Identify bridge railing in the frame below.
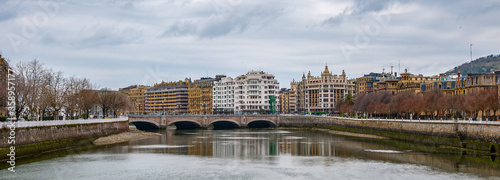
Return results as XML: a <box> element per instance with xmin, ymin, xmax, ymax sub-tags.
<box><xmin>128</xmin><ymin>114</ymin><xmax>279</xmax><ymax>118</ymax></box>
<box><xmin>0</xmin><ymin>117</ymin><xmax>128</xmax><ymax>129</ymax></box>
<box><xmin>286</xmin><ymin>115</ymin><xmax>500</xmax><ymax>125</ymax></box>
<box><xmin>338</xmin><ymin>117</ymin><xmax>500</xmax><ymax>125</ymax></box>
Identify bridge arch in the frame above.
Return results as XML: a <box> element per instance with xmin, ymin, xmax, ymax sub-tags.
<box><xmin>209</xmin><ymin>119</ymin><xmax>240</xmax><ymax>130</ymax></box>
<box><xmin>130</xmin><ymin>120</ymin><xmax>160</xmax><ymax>130</ymax></box>
<box><xmin>246</xmin><ymin>119</ymin><xmax>276</xmax><ymax>128</ymax></box>
<box><xmin>167</xmin><ymin>119</ymin><xmax>203</xmax><ymax>130</ymax></box>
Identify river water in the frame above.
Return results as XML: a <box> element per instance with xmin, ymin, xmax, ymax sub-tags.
<box><xmin>1</xmin><ymin>128</ymin><xmax>499</xmax><ymax>180</ymax></box>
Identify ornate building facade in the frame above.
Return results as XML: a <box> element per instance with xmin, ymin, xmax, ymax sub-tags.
<box><xmin>294</xmin><ymin>65</ymin><xmax>352</xmax><ymax>114</ymax></box>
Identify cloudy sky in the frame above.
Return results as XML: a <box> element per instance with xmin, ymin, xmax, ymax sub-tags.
<box><xmin>1</xmin><ymin>0</ymin><xmax>499</xmax><ymax>89</ymax></box>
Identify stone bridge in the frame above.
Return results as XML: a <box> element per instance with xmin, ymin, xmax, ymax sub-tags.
<box><xmin>128</xmin><ymin>115</ymin><xmax>279</xmax><ymax>130</ymax></box>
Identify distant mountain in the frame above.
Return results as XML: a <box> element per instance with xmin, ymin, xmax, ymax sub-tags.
<box><xmin>446</xmin><ymin>54</ymin><xmax>500</xmax><ymax>75</ymax></box>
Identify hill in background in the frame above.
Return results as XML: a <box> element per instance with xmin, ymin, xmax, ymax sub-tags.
<box><xmin>446</xmin><ymin>54</ymin><xmax>500</xmax><ymax>75</ymax></box>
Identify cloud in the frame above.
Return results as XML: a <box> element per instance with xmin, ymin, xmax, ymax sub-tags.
<box><xmin>1</xmin><ymin>0</ymin><xmax>499</xmax><ymax>90</ymax></box>
<box><xmin>76</xmin><ymin>26</ymin><xmax>144</xmax><ymax>48</ymax></box>
<box><xmin>322</xmin><ymin>0</ymin><xmax>398</xmax><ymax>26</ymax></box>
<box><xmin>161</xmin><ymin>1</ymin><xmax>284</xmax><ymax>38</ymax></box>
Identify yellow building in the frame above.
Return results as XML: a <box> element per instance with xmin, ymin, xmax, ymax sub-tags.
<box><xmin>129</xmin><ymin>86</ymin><xmax>150</xmax><ymax>114</ymax></box>
<box><xmin>145</xmin><ymin>80</ymin><xmax>190</xmax><ymax>115</ymax></box>
<box><xmin>355</xmin><ymin>77</ymin><xmax>371</xmax><ymax>94</ymax></box>
<box><xmin>289</xmin><ymin>81</ymin><xmax>298</xmax><ymax>113</ymax></box>
<box><xmin>454</xmin><ymin>73</ymin><xmax>498</xmax><ymax>95</ymax></box>
<box><xmin>188</xmin><ymin>77</ymin><xmax>222</xmax><ymax>114</ymax></box>
<box><xmin>356</xmin><ymin>72</ymin><xmax>395</xmax><ymax>94</ymax></box>
<box><xmin>279</xmin><ymin>89</ymin><xmax>290</xmax><ymax>114</ymax></box>
<box><xmin>398</xmin><ymin>70</ymin><xmax>439</xmax><ymax>94</ymax></box>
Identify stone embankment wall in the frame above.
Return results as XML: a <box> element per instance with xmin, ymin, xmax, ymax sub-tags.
<box><xmin>279</xmin><ymin>116</ymin><xmax>500</xmax><ymax>144</ymax></box>
<box><xmin>0</xmin><ymin>121</ymin><xmax>129</xmax><ymax>148</ymax></box>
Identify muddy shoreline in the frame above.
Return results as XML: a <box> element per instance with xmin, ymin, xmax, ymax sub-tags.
<box><xmin>93</xmin><ymin>129</ymin><xmax>161</xmax><ymax>145</ymax></box>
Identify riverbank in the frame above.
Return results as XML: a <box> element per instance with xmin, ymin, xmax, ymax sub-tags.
<box><xmin>281</xmin><ymin>124</ymin><xmax>499</xmax><ymax>156</ymax></box>
<box><xmin>93</xmin><ymin>129</ymin><xmax>161</xmax><ymax>145</ymax></box>
<box><xmin>0</xmin><ymin>129</ymin><xmax>160</xmax><ymax>170</ymax></box>
<box><xmin>279</xmin><ymin>127</ymin><xmax>388</xmax><ymax>140</ymax></box>
<box><xmin>0</xmin><ymin>136</ymin><xmax>100</xmax><ymax>170</ymax></box>
<box><xmin>279</xmin><ymin>116</ymin><xmax>500</xmax><ymax>155</ymax></box>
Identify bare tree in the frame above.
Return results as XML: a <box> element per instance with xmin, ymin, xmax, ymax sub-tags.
<box><xmin>15</xmin><ymin>60</ymin><xmax>48</xmax><ymax>120</ymax></box>
<box><xmin>98</xmin><ymin>88</ymin><xmax>116</xmax><ymax>118</ymax></box>
<box><xmin>97</xmin><ymin>89</ymin><xmax>131</xmax><ymax>118</ymax></box>
<box><xmin>464</xmin><ymin>93</ymin><xmax>478</xmax><ymax>119</ymax></box>
<box><xmin>40</xmin><ymin>70</ymin><xmax>66</xmax><ymax>120</ymax></box>
<box><xmin>64</xmin><ymin>76</ymin><xmax>93</xmax><ymax>119</ymax></box>
<box><xmin>80</xmin><ymin>89</ymin><xmax>98</xmax><ymax>118</ymax></box>
<box><xmin>0</xmin><ymin>55</ymin><xmax>9</xmax><ymax>116</ymax></box>
<box><xmin>484</xmin><ymin>88</ymin><xmax>500</xmax><ymax>120</ymax></box>
<box><xmin>110</xmin><ymin>92</ymin><xmax>131</xmax><ymax>117</ymax></box>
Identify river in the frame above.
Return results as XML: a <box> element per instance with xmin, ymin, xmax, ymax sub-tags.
<box><xmin>1</xmin><ymin>128</ymin><xmax>499</xmax><ymax>180</ymax></box>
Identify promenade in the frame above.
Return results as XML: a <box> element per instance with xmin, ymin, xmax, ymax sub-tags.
<box><xmin>0</xmin><ymin>117</ymin><xmax>128</xmax><ymax>129</ymax></box>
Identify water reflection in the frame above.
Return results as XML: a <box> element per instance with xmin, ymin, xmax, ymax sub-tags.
<box><xmin>2</xmin><ymin>129</ymin><xmax>499</xmax><ymax>180</ymax></box>
<box><xmin>124</xmin><ymin>129</ymin><xmax>500</xmax><ymax>177</ymax></box>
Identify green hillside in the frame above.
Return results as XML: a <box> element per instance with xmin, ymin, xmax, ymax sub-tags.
<box><xmin>446</xmin><ymin>54</ymin><xmax>500</xmax><ymax>74</ymax></box>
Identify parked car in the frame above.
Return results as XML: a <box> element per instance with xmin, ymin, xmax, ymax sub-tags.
<box><xmin>6</xmin><ymin>118</ymin><xmax>25</xmax><ymax>121</ymax></box>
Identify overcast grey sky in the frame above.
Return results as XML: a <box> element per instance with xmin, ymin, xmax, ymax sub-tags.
<box><xmin>1</xmin><ymin>0</ymin><xmax>499</xmax><ymax>89</ymax></box>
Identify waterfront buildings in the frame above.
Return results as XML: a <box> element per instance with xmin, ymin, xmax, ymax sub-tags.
<box><xmin>188</xmin><ymin>76</ymin><xmax>222</xmax><ymax>114</ymax></box>
<box><xmin>355</xmin><ymin>72</ymin><xmax>396</xmax><ymax>94</ymax></box>
<box><xmin>213</xmin><ymin>71</ymin><xmax>280</xmax><ymax>114</ymax></box>
<box><xmin>398</xmin><ymin>70</ymin><xmax>439</xmax><ymax>94</ymax></box>
<box><xmin>212</xmin><ymin>76</ymin><xmax>235</xmax><ymax>114</ymax></box>
<box><xmin>279</xmin><ymin>88</ymin><xmax>290</xmax><ymax>114</ymax></box>
<box><xmin>454</xmin><ymin>72</ymin><xmax>499</xmax><ymax>95</ymax></box>
<box><xmin>420</xmin><ymin>71</ymin><xmax>500</xmax><ymax>95</ymax></box>
<box><xmin>145</xmin><ymin>80</ymin><xmax>190</xmax><ymax>115</ymax></box>
<box><xmin>293</xmin><ymin>65</ymin><xmax>352</xmax><ymax>114</ymax></box>
<box><xmin>289</xmin><ymin>82</ymin><xmax>297</xmax><ymax>113</ymax></box>
<box><xmin>233</xmin><ymin>71</ymin><xmax>280</xmax><ymax>114</ymax></box>
<box><xmin>356</xmin><ymin>69</ymin><xmax>439</xmax><ymax>96</ymax></box>
<box><xmin>421</xmin><ymin>80</ymin><xmax>457</xmax><ymax>95</ymax></box>
<box><xmin>126</xmin><ymin>85</ymin><xmax>150</xmax><ymax>115</ymax></box>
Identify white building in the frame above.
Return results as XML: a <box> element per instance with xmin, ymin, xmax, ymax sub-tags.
<box><xmin>234</xmin><ymin>71</ymin><xmax>279</xmax><ymax>114</ymax></box>
<box><xmin>213</xmin><ymin>77</ymin><xmax>235</xmax><ymax>114</ymax></box>
<box><xmin>213</xmin><ymin>71</ymin><xmax>280</xmax><ymax>114</ymax></box>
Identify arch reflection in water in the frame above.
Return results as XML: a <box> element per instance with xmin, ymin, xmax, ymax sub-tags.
<box><xmin>184</xmin><ymin>130</ymin><xmax>337</xmax><ymax>157</ymax></box>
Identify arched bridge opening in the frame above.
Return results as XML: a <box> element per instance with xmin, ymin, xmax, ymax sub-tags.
<box><xmin>130</xmin><ymin>121</ymin><xmax>160</xmax><ymax>131</ymax></box>
<box><xmin>247</xmin><ymin>120</ymin><xmax>276</xmax><ymax>129</ymax></box>
<box><xmin>169</xmin><ymin>120</ymin><xmax>202</xmax><ymax>130</ymax></box>
<box><xmin>210</xmin><ymin>120</ymin><xmax>240</xmax><ymax>130</ymax></box>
